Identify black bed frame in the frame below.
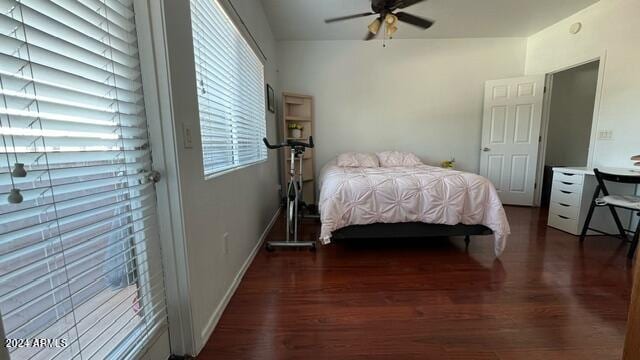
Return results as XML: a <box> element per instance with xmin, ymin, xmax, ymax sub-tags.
<box><xmin>330</xmin><ymin>223</ymin><xmax>493</xmax><ymax>248</ymax></box>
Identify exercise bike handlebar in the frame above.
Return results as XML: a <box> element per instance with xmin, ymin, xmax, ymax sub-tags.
<box><xmin>263</xmin><ymin>136</ymin><xmax>314</xmax><ymax>150</ymax></box>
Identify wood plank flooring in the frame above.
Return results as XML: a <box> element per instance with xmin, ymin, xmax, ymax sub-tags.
<box><xmin>197</xmin><ymin>206</ymin><xmax>633</xmax><ymax>359</ymax></box>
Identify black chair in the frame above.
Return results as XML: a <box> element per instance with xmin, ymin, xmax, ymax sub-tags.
<box><xmin>579</xmin><ymin>169</ymin><xmax>640</xmax><ymax>259</ymax></box>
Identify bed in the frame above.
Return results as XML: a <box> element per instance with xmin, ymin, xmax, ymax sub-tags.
<box><xmin>318</xmin><ymin>157</ymin><xmax>511</xmax><ymax>256</ymax></box>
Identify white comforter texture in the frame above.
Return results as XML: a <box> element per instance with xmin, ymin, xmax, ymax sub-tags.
<box><xmin>318</xmin><ymin>163</ymin><xmax>511</xmax><ymax>256</ymax></box>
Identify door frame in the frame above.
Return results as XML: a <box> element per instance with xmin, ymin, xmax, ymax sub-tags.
<box><xmin>134</xmin><ymin>0</ymin><xmax>196</xmax><ymax>357</ymax></box>
<box><xmin>533</xmin><ymin>52</ymin><xmax>607</xmax><ymax>206</ymax></box>
<box><xmin>0</xmin><ymin>320</ymin><xmax>8</xmax><ymax>360</ymax></box>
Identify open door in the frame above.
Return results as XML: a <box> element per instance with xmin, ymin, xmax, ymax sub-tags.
<box><xmin>480</xmin><ymin>75</ymin><xmax>545</xmax><ymax>206</ymax></box>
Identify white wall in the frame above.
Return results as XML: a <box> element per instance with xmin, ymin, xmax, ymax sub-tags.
<box><xmin>545</xmin><ymin>61</ymin><xmax>599</xmax><ymax>167</ymax></box>
<box><xmin>277</xmin><ymin>38</ymin><xmax>527</xmax><ymax>173</ymax></box>
<box><xmin>526</xmin><ymin>0</ymin><xmax>640</xmax><ymax>168</ymax></box>
<box><xmin>162</xmin><ymin>0</ymin><xmax>280</xmax><ymax>354</ymax></box>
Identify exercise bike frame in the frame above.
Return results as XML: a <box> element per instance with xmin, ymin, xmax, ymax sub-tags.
<box><xmin>263</xmin><ymin>137</ymin><xmax>316</xmax><ymax>251</ymax></box>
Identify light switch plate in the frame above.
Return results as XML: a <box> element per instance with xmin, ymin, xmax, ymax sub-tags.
<box><xmin>598</xmin><ymin>130</ymin><xmax>613</xmax><ymax>140</ymax></box>
<box><xmin>183</xmin><ymin>124</ymin><xmax>193</xmax><ymax>149</ymax></box>
<box><xmin>223</xmin><ymin>232</ymin><xmax>229</xmax><ymax>254</ymax></box>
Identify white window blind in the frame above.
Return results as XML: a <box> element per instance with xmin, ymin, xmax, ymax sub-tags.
<box><xmin>190</xmin><ymin>0</ymin><xmax>266</xmax><ymax>178</ymax></box>
<box><xmin>0</xmin><ymin>1</ymin><xmax>168</xmax><ymax>359</ymax></box>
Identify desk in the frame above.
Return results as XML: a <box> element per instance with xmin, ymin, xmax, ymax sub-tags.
<box><xmin>547</xmin><ymin>167</ymin><xmax>640</xmax><ymax>235</ymax></box>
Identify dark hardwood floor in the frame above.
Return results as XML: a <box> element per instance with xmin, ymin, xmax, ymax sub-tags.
<box><xmin>198</xmin><ymin>206</ymin><xmax>633</xmax><ymax>359</ymax></box>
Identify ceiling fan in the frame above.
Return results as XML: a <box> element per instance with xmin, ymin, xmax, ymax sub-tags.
<box><xmin>324</xmin><ymin>0</ymin><xmax>435</xmax><ymax>40</ymax></box>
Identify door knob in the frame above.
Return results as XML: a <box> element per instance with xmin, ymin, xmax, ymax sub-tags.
<box><xmin>482</xmin><ymin>147</ymin><xmax>491</xmax><ymax>152</ymax></box>
<box><xmin>147</xmin><ymin>170</ymin><xmax>161</xmax><ymax>183</ymax></box>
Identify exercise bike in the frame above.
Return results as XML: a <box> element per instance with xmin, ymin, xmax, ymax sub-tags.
<box><xmin>263</xmin><ymin>136</ymin><xmax>316</xmax><ymax>251</ymax></box>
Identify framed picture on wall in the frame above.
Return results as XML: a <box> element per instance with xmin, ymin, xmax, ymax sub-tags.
<box><xmin>266</xmin><ymin>84</ymin><xmax>275</xmax><ymax>113</ymax></box>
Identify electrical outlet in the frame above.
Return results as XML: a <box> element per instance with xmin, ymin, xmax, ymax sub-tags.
<box><xmin>598</xmin><ymin>130</ymin><xmax>613</xmax><ymax>140</ymax></box>
<box><xmin>183</xmin><ymin>124</ymin><xmax>193</xmax><ymax>149</ymax></box>
<box><xmin>223</xmin><ymin>232</ymin><xmax>229</xmax><ymax>255</ymax></box>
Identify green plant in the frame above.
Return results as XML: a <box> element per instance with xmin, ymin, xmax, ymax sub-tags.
<box><xmin>441</xmin><ymin>157</ymin><xmax>456</xmax><ymax>169</ymax></box>
<box><xmin>288</xmin><ymin>123</ymin><xmax>303</xmax><ymax>130</ymax></box>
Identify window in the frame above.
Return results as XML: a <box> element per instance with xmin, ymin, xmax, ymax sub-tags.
<box><xmin>190</xmin><ymin>0</ymin><xmax>267</xmax><ymax>178</ymax></box>
<box><xmin>0</xmin><ymin>1</ymin><xmax>167</xmax><ymax>359</ymax></box>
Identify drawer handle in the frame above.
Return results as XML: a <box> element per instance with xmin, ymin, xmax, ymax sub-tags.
<box><xmin>561</xmin><ymin>181</ymin><xmax>574</xmax><ymax>185</ymax></box>
<box><xmin>558</xmin><ymin>215</ymin><xmax>570</xmax><ymax>219</ymax></box>
<box><xmin>560</xmin><ymin>190</ymin><xmax>572</xmax><ymax>194</ymax></box>
<box><xmin>559</xmin><ymin>203</ymin><xmax>571</xmax><ymax>207</ymax></box>
<box><xmin>562</xmin><ymin>173</ymin><xmax>575</xmax><ymax>176</ymax></box>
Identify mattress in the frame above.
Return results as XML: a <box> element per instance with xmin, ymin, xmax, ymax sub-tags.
<box><xmin>318</xmin><ymin>162</ymin><xmax>511</xmax><ymax>256</ymax></box>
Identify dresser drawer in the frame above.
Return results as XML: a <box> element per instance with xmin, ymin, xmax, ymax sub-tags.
<box><xmin>548</xmin><ymin>212</ymin><xmax>579</xmax><ymax>234</ymax></box>
<box><xmin>550</xmin><ymin>201</ymin><xmax>579</xmax><ymax>219</ymax></box>
<box><xmin>553</xmin><ymin>171</ymin><xmax>584</xmax><ymax>185</ymax></box>
<box><xmin>551</xmin><ymin>187</ymin><xmax>581</xmax><ymax>206</ymax></box>
<box><xmin>552</xmin><ymin>180</ymin><xmax>583</xmax><ymax>194</ymax></box>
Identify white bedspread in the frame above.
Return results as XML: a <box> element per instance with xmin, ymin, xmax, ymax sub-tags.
<box><xmin>318</xmin><ymin>163</ymin><xmax>511</xmax><ymax>256</ymax></box>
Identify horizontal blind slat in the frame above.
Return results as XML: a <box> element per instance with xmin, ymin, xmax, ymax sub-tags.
<box><xmin>0</xmin><ymin>35</ymin><xmax>142</xmax><ymax>92</ymax></box>
<box><xmin>0</xmin><ymin>227</ymin><xmax>157</xmax><ymax>315</ymax></box>
<box><xmin>0</xmin><ymin>59</ymin><xmax>142</xmax><ymax>106</ymax></box>
<box><xmin>80</xmin><ymin>289</ymin><xmax>166</xmax><ymax>360</ymax></box>
<box><xmin>0</xmin><ymin>178</ymin><xmax>152</xmax><ymax>225</ymax></box>
<box><xmin>5</xmin><ymin>256</ymin><xmax>159</xmax><ymax>344</ymax></box>
<box><xmin>0</xmin><ymin>194</ymin><xmax>155</xmax><ymax>250</ymax></box>
<box><xmin>0</xmin><ymin>167</ymin><xmax>150</xmax><ymax>198</ymax></box>
<box><xmin>22</xmin><ymin>0</ymin><xmax>137</xmax><ymax>48</ymax></box>
<box><xmin>0</xmin><ymin>213</ymin><xmax>157</xmax><ymax>285</ymax></box>
<box><xmin>0</xmin><ymin>13</ymin><xmax>140</xmax><ymax>73</ymax></box>
<box><xmin>0</xmin><ymin>214</ymin><xmax>155</xmax><ymax>292</ymax></box>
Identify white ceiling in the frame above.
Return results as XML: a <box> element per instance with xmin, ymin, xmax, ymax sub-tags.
<box><xmin>260</xmin><ymin>0</ymin><xmax>599</xmax><ymax>41</ymax></box>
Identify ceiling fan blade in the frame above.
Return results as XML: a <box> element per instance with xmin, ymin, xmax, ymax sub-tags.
<box><xmin>395</xmin><ymin>12</ymin><xmax>434</xmax><ymax>29</ymax></box>
<box><xmin>325</xmin><ymin>12</ymin><xmax>376</xmax><ymax>23</ymax></box>
<box><xmin>391</xmin><ymin>0</ymin><xmax>427</xmax><ymax>10</ymax></box>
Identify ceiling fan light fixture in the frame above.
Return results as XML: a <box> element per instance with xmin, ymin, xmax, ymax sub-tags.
<box><xmin>385</xmin><ymin>13</ymin><xmax>398</xmax><ymax>25</ymax></box>
<box><xmin>383</xmin><ymin>14</ymin><xmax>398</xmax><ymax>37</ymax></box>
<box><xmin>386</xmin><ymin>24</ymin><xmax>398</xmax><ymax>37</ymax></box>
<box><xmin>368</xmin><ymin>18</ymin><xmax>381</xmax><ymax>34</ymax></box>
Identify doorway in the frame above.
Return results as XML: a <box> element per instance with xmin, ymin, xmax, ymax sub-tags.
<box><xmin>537</xmin><ymin>60</ymin><xmax>600</xmax><ymax>207</ymax></box>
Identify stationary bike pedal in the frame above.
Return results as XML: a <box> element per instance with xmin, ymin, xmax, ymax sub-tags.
<box><xmin>302</xmin><ymin>212</ymin><xmax>320</xmax><ymax>221</ymax></box>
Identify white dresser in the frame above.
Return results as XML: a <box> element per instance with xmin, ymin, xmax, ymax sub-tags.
<box><xmin>547</xmin><ymin>167</ymin><xmax>637</xmax><ymax>235</ymax></box>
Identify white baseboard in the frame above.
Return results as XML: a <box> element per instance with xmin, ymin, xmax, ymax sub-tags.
<box><xmin>198</xmin><ymin>207</ymin><xmax>280</xmax><ymax>349</ymax></box>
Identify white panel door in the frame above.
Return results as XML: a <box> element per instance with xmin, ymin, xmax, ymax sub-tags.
<box><xmin>480</xmin><ymin>76</ymin><xmax>545</xmax><ymax>206</ymax></box>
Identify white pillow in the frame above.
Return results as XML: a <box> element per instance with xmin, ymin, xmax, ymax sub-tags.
<box><xmin>337</xmin><ymin>152</ymin><xmax>379</xmax><ymax>168</ymax></box>
<box><xmin>376</xmin><ymin>151</ymin><xmax>423</xmax><ymax>167</ymax></box>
